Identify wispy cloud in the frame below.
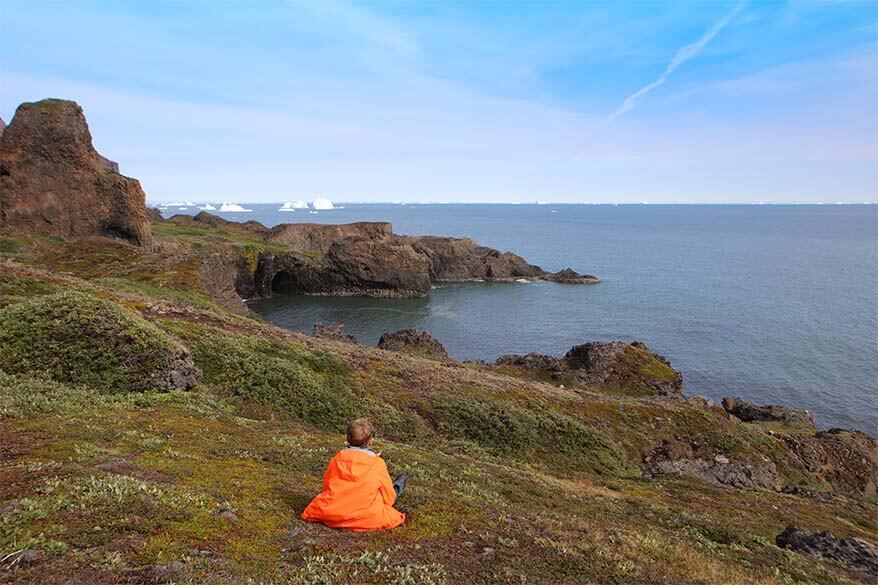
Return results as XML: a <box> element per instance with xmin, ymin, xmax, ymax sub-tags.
<box><xmin>608</xmin><ymin>1</ymin><xmax>746</xmax><ymax>122</ymax></box>
<box><xmin>286</xmin><ymin>0</ymin><xmax>418</xmax><ymax>59</ymax></box>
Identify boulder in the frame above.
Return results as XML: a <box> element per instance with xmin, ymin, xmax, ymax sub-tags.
<box><xmin>722</xmin><ymin>396</ymin><xmax>815</xmax><ymax>428</ymax></box>
<box><xmin>0</xmin><ymin>99</ymin><xmax>153</xmax><ymax>247</ymax></box>
<box><xmin>313</xmin><ymin>323</ymin><xmax>358</xmax><ymax>343</ymax></box>
<box><xmin>377</xmin><ymin>329</ymin><xmax>453</xmax><ymax>362</ymax></box>
<box><xmin>776</xmin><ymin>526</ymin><xmax>878</xmax><ymax>579</ymax></box>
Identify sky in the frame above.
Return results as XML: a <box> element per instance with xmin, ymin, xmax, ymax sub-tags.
<box><xmin>1</xmin><ymin>0</ymin><xmax>876</xmax><ymax>203</ymax></box>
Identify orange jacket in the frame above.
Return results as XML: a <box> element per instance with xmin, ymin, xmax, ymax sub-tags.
<box><xmin>301</xmin><ymin>448</ymin><xmax>405</xmax><ymax>531</ymax></box>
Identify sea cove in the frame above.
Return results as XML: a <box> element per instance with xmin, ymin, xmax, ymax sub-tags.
<box><xmin>213</xmin><ymin>203</ymin><xmax>878</xmax><ymax>434</ymax></box>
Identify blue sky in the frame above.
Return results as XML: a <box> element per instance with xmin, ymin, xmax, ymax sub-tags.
<box><xmin>1</xmin><ymin>0</ymin><xmax>876</xmax><ymax>203</ymax></box>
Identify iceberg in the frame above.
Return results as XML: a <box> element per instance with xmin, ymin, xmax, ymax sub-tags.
<box><xmin>279</xmin><ymin>200</ymin><xmax>308</xmax><ymax>211</ymax></box>
<box><xmin>200</xmin><ymin>203</ymin><xmax>217</xmax><ymax>211</ymax></box>
<box><xmin>312</xmin><ymin>198</ymin><xmax>335</xmax><ymax>210</ymax></box>
<box><xmin>218</xmin><ymin>202</ymin><xmax>252</xmax><ymax>212</ymax></box>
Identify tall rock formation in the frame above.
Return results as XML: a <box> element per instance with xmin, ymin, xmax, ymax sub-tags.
<box><xmin>0</xmin><ymin>99</ymin><xmax>152</xmax><ymax>247</ymax></box>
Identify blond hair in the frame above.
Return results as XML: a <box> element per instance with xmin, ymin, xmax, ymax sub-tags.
<box><xmin>346</xmin><ymin>418</ymin><xmax>374</xmax><ymax>447</ymax></box>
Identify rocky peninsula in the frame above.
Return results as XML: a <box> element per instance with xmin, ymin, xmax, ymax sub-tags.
<box><xmin>0</xmin><ymin>99</ymin><xmax>875</xmax><ymax>584</ymax></box>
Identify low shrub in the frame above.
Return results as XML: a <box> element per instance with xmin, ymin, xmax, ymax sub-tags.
<box><xmin>0</xmin><ymin>291</ymin><xmax>189</xmax><ymax>393</ymax></box>
<box><xmin>432</xmin><ymin>393</ymin><xmax>632</xmax><ymax>477</ymax></box>
<box><xmin>161</xmin><ymin>321</ymin><xmax>356</xmax><ymax>431</ymax></box>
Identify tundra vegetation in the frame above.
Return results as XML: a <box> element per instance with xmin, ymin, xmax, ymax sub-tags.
<box><xmin>0</xmin><ymin>228</ymin><xmax>875</xmax><ymax>584</ymax></box>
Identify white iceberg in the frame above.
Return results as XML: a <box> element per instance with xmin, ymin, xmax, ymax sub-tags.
<box><xmin>218</xmin><ymin>202</ymin><xmax>253</xmax><ymax>213</ymax></box>
<box><xmin>200</xmin><ymin>203</ymin><xmax>217</xmax><ymax>211</ymax></box>
<box><xmin>312</xmin><ymin>198</ymin><xmax>335</xmax><ymax>210</ymax></box>
<box><xmin>279</xmin><ymin>200</ymin><xmax>308</xmax><ymax>211</ymax></box>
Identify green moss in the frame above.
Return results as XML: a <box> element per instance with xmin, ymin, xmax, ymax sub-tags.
<box><xmin>0</xmin><ymin>291</ymin><xmax>183</xmax><ymax>393</ymax></box>
<box><xmin>160</xmin><ymin>320</ymin><xmax>356</xmax><ymax>430</ymax></box>
<box><xmin>432</xmin><ymin>393</ymin><xmax>632</xmax><ymax>477</ymax></box>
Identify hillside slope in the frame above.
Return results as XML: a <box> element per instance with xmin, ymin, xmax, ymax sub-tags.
<box><xmin>1</xmin><ymin>235</ymin><xmax>876</xmax><ymax>584</ymax></box>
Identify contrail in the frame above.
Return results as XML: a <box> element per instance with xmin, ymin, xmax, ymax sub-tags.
<box><xmin>608</xmin><ymin>1</ymin><xmax>746</xmax><ymax>122</ymax></box>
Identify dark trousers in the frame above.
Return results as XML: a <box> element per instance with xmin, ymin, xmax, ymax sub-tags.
<box><xmin>392</xmin><ymin>473</ymin><xmax>408</xmax><ymax>506</ymax></box>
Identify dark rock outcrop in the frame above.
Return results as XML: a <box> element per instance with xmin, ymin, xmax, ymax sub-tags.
<box><xmin>644</xmin><ymin>455</ymin><xmax>781</xmax><ymax>491</ymax></box>
<box><xmin>496</xmin><ymin>353</ymin><xmax>566</xmax><ymax>379</ymax></box>
<box><xmin>0</xmin><ymin>117</ymin><xmax>5</xmax><ymax>140</ymax></box>
<box><xmin>722</xmin><ymin>396</ymin><xmax>815</xmax><ymax>428</ymax></box>
<box><xmin>550</xmin><ymin>267</ymin><xmax>600</xmax><ymax>284</ymax></box>
<box><xmin>405</xmin><ymin>236</ymin><xmax>544</xmax><ymax>282</ymax></box>
<box><xmin>313</xmin><ymin>323</ymin><xmax>358</xmax><ymax>343</ymax></box>
<box><xmin>168</xmin><ymin>210</ymin><xmax>269</xmax><ymax>237</ymax></box>
<box><xmin>146</xmin><ymin>207</ymin><xmax>164</xmax><ymax>223</ymax></box>
<box><xmin>377</xmin><ymin>329</ymin><xmax>453</xmax><ymax>362</ymax></box>
<box><xmin>497</xmin><ymin>341</ymin><xmax>682</xmax><ymax>396</ymax></box>
<box><xmin>782</xmin><ymin>428</ymin><xmax>878</xmax><ymax>497</ymax></box>
<box><xmin>0</xmin><ymin>99</ymin><xmax>153</xmax><ymax>247</ymax></box>
<box><xmin>155</xmin><ymin>345</ymin><xmax>202</xmax><ymax>392</ymax></box>
<box><xmin>776</xmin><ymin>526</ymin><xmax>878</xmax><ymax>579</ymax></box>
<box><xmin>197</xmin><ymin>250</ymin><xmax>252</xmax><ymax>316</ymax></box>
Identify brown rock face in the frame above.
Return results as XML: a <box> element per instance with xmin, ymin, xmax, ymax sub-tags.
<box><xmin>0</xmin><ymin>99</ymin><xmax>152</xmax><ymax>247</ymax></box>
<box><xmin>783</xmin><ymin>429</ymin><xmax>878</xmax><ymax>497</ymax></box>
<box><xmin>405</xmin><ymin>236</ymin><xmax>544</xmax><ymax>282</ymax></box>
<box><xmin>268</xmin><ymin>222</ymin><xmax>392</xmax><ymax>252</ymax></box>
<box><xmin>377</xmin><ymin>329</ymin><xmax>453</xmax><ymax>362</ymax></box>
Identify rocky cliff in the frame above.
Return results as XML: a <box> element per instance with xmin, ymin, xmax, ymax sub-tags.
<box><xmin>0</xmin><ymin>99</ymin><xmax>153</xmax><ymax>247</ymax></box>
<box><xmin>160</xmin><ymin>211</ymin><xmax>599</xmax><ymax>301</ymax></box>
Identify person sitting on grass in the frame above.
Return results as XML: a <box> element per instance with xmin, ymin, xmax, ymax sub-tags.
<box><xmin>301</xmin><ymin>417</ymin><xmax>408</xmax><ymax>531</ymax></box>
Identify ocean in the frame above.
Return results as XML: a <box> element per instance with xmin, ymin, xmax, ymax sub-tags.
<box><xmin>160</xmin><ymin>203</ymin><xmax>878</xmax><ymax>434</ymax></box>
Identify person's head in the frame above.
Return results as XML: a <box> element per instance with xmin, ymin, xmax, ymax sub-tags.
<box><xmin>346</xmin><ymin>417</ymin><xmax>374</xmax><ymax>447</ymax></box>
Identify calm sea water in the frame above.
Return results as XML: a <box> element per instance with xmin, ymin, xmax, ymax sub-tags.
<box><xmin>163</xmin><ymin>203</ymin><xmax>877</xmax><ymax>433</ymax></box>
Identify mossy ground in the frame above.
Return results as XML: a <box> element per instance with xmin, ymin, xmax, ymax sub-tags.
<box><xmin>0</xmin><ymin>231</ymin><xmax>875</xmax><ymax>584</ymax></box>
